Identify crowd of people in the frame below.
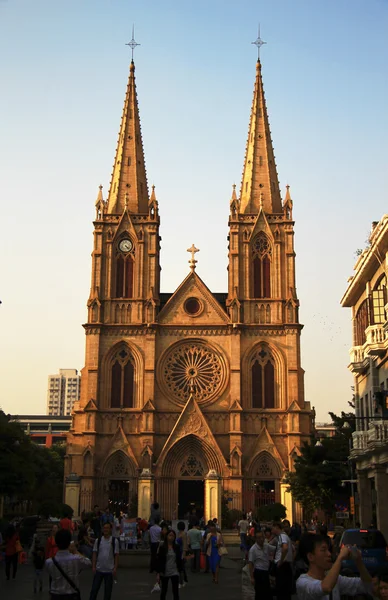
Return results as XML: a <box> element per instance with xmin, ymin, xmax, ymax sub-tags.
<box><xmin>2</xmin><ymin>505</ymin><xmax>388</xmax><ymax>600</ymax></box>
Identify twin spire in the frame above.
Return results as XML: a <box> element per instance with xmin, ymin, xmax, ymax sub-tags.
<box><xmin>239</xmin><ymin>59</ymin><xmax>282</xmax><ymax>214</ymax></box>
<box><xmin>106</xmin><ymin>60</ymin><xmax>149</xmax><ymax>214</ymax></box>
<box><xmin>105</xmin><ymin>46</ymin><xmax>283</xmax><ymax>217</ymax></box>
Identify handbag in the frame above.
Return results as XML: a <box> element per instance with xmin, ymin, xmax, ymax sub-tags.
<box><xmin>52</xmin><ymin>556</ymin><xmax>81</xmax><ymax>600</ymax></box>
<box><xmin>218</xmin><ymin>545</ymin><xmax>228</xmax><ymax>556</ymax></box>
<box><xmin>15</xmin><ymin>539</ymin><xmax>23</xmax><ymax>553</ymax></box>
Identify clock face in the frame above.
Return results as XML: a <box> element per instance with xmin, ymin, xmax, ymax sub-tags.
<box><xmin>119</xmin><ymin>239</ymin><xmax>133</xmax><ymax>253</ymax></box>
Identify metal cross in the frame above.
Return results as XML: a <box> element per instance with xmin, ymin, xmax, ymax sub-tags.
<box><xmin>187</xmin><ymin>244</ymin><xmax>200</xmax><ymax>271</ymax></box>
<box><xmin>251</xmin><ymin>25</ymin><xmax>266</xmax><ymax>60</ymax></box>
<box><xmin>126</xmin><ymin>24</ymin><xmax>140</xmax><ymax>61</ymax></box>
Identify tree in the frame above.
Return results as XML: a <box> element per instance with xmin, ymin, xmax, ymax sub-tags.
<box><xmin>284</xmin><ymin>411</ymin><xmax>354</xmax><ymax>516</ymax></box>
<box><xmin>258</xmin><ymin>503</ymin><xmax>286</xmax><ymax>522</ymax></box>
<box><xmin>0</xmin><ymin>410</ymin><xmax>64</xmax><ymax>516</ymax></box>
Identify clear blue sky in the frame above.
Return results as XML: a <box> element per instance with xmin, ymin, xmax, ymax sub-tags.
<box><xmin>1</xmin><ymin>0</ymin><xmax>387</xmax><ymax>421</ymax></box>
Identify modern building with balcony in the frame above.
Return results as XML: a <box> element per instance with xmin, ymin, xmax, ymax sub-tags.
<box><xmin>341</xmin><ymin>214</ymin><xmax>388</xmax><ymax>537</ymax></box>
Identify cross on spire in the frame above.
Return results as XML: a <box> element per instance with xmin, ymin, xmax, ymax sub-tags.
<box><xmin>251</xmin><ymin>25</ymin><xmax>266</xmax><ymax>60</ymax></box>
<box><xmin>187</xmin><ymin>244</ymin><xmax>200</xmax><ymax>271</ymax></box>
<box><xmin>125</xmin><ymin>24</ymin><xmax>140</xmax><ymax>61</ymax></box>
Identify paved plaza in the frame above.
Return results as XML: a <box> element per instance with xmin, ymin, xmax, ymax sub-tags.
<box><xmin>1</xmin><ymin>555</ymin><xmax>243</xmax><ymax>600</ymax></box>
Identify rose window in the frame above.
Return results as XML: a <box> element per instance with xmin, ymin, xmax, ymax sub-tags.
<box><xmin>160</xmin><ymin>340</ymin><xmax>227</xmax><ymax>406</ymax></box>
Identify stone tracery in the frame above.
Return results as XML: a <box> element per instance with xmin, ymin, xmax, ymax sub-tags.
<box><xmin>160</xmin><ymin>340</ymin><xmax>227</xmax><ymax>405</ymax></box>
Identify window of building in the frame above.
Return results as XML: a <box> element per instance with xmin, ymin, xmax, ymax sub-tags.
<box><xmin>372</xmin><ymin>276</ymin><xmax>387</xmax><ymax>324</ymax></box>
<box><xmin>252</xmin><ymin>233</ymin><xmax>271</xmax><ymax>298</ymax></box>
<box><xmin>251</xmin><ymin>346</ymin><xmax>275</xmax><ymax>408</ymax></box>
<box><xmin>355</xmin><ymin>299</ymin><xmax>370</xmax><ymax>346</ymax></box>
<box><xmin>110</xmin><ymin>347</ymin><xmax>135</xmax><ymax>408</ymax></box>
<box><xmin>115</xmin><ymin>253</ymin><xmax>134</xmax><ymax>298</ymax></box>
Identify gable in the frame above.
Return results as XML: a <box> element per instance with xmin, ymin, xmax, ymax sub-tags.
<box><xmin>249</xmin><ymin>207</ymin><xmax>274</xmax><ymax>243</ymax></box>
<box><xmin>111</xmin><ymin>209</ymin><xmax>138</xmax><ymax>243</ymax></box>
<box><xmin>246</xmin><ymin>426</ymin><xmax>286</xmax><ymax>472</ymax></box>
<box><xmin>157</xmin><ymin>271</ymin><xmax>230</xmax><ymax>326</ymax></box>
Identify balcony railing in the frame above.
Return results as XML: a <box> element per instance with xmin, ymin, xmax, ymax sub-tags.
<box><xmin>351</xmin><ymin>420</ymin><xmax>388</xmax><ymax>452</ymax></box>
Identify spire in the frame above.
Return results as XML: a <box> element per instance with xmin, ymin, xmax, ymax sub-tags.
<box><xmin>239</xmin><ymin>60</ymin><xmax>282</xmax><ymax>214</ymax></box>
<box><xmin>284</xmin><ymin>184</ymin><xmax>291</xmax><ymax>202</ymax></box>
<box><xmin>106</xmin><ymin>60</ymin><xmax>149</xmax><ymax>214</ymax></box>
<box><xmin>95</xmin><ymin>184</ymin><xmax>104</xmax><ymax>205</ymax></box>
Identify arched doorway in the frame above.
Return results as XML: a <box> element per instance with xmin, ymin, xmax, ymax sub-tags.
<box><xmin>103</xmin><ymin>451</ymin><xmax>137</xmax><ymax>515</ymax></box>
<box><xmin>244</xmin><ymin>451</ymin><xmax>282</xmax><ymax>513</ymax></box>
<box><xmin>157</xmin><ymin>434</ymin><xmax>223</xmax><ymax>521</ymax></box>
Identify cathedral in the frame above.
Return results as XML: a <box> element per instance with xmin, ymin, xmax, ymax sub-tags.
<box><xmin>64</xmin><ymin>53</ymin><xmax>313</xmax><ymax>523</ymax></box>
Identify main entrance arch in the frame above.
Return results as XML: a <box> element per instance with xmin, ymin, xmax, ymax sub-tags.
<box><xmin>243</xmin><ymin>451</ymin><xmax>282</xmax><ymax>512</ymax></box>
<box><xmin>102</xmin><ymin>450</ymin><xmax>137</xmax><ymax>514</ymax></box>
<box><xmin>157</xmin><ymin>434</ymin><xmax>223</xmax><ymax>521</ymax></box>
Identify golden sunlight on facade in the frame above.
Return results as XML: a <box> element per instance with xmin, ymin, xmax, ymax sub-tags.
<box><xmin>64</xmin><ymin>57</ymin><xmax>313</xmax><ymax>522</ymax></box>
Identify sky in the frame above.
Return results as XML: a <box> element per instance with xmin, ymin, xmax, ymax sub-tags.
<box><xmin>0</xmin><ymin>0</ymin><xmax>387</xmax><ymax>422</ymax></box>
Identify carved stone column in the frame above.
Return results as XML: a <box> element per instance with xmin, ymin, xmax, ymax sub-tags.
<box><xmin>138</xmin><ymin>469</ymin><xmax>154</xmax><ymax>520</ymax></box>
<box><xmin>205</xmin><ymin>470</ymin><xmax>221</xmax><ymax>523</ymax></box>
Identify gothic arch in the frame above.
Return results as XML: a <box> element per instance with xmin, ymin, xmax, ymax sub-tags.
<box><xmin>248</xmin><ymin>451</ymin><xmax>283</xmax><ymax>480</ymax></box>
<box><xmin>101</xmin><ymin>341</ymin><xmax>144</xmax><ymax>409</ymax></box>
<box><xmin>102</xmin><ymin>450</ymin><xmax>137</xmax><ymax>479</ymax></box>
<box><xmin>159</xmin><ymin>434</ymin><xmax>225</xmax><ymax>478</ymax></box>
<box><xmin>242</xmin><ymin>342</ymin><xmax>286</xmax><ymax>410</ymax></box>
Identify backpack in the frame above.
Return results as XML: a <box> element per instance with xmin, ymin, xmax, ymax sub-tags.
<box><xmin>96</xmin><ymin>536</ymin><xmax>117</xmax><ymax>556</ymax></box>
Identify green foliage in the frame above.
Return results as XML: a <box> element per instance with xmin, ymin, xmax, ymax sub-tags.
<box><xmin>0</xmin><ymin>411</ymin><xmax>64</xmax><ymax>515</ymax></box>
<box><xmin>257</xmin><ymin>503</ymin><xmax>287</xmax><ymax>522</ymax></box>
<box><xmin>285</xmin><ymin>410</ymin><xmax>354</xmax><ymax>516</ymax></box>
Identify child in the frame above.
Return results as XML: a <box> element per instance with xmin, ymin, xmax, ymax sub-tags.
<box><xmin>32</xmin><ymin>538</ymin><xmax>45</xmax><ymax>593</ymax></box>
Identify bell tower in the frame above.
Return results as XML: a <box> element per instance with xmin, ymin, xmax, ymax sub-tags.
<box><xmin>88</xmin><ymin>59</ymin><xmax>160</xmax><ymax>329</ymax></box>
<box><xmin>227</xmin><ymin>58</ymin><xmax>300</xmax><ymax>330</ymax></box>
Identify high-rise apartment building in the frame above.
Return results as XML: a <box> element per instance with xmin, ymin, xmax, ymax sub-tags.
<box><xmin>47</xmin><ymin>369</ymin><xmax>81</xmax><ymax>416</ymax></box>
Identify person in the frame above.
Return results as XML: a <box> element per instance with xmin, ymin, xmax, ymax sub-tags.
<box><xmin>248</xmin><ymin>529</ymin><xmax>277</xmax><ymax>600</ymax></box>
<box><xmin>100</xmin><ymin>507</ymin><xmax>114</xmax><ymax>527</ymax></box>
<box><xmin>188</xmin><ymin>509</ymin><xmax>198</xmax><ymax>530</ymax></box>
<box><xmin>187</xmin><ymin>521</ymin><xmax>202</xmax><ymax>573</ymax></box>
<box><xmin>379</xmin><ymin>571</ymin><xmax>388</xmax><ymax>599</ymax></box>
<box><xmin>212</xmin><ymin>518</ymin><xmax>221</xmax><ymax>532</ymax></box>
<box><xmin>60</xmin><ymin>512</ymin><xmax>74</xmax><ymax>534</ymax></box>
<box><xmin>46</xmin><ymin>528</ymin><xmax>91</xmax><ymax>599</ymax></box>
<box><xmin>149</xmin><ymin>502</ymin><xmax>161</xmax><ymax>526</ymax></box>
<box><xmin>78</xmin><ymin>523</ymin><xmax>94</xmax><ymax>559</ymax></box>
<box><xmin>272</xmin><ymin>521</ymin><xmax>293</xmax><ymax>600</ymax></box>
<box><xmin>4</xmin><ymin>524</ymin><xmax>20</xmax><ymax>581</ymax></box>
<box><xmin>176</xmin><ymin>521</ymin><xmax>188</xmax><ymax>586</ymax></box>
<box><xmin>205</xmin><ymin>522</ymin><xmax>223</xmax><ymax>584</ymax></box>
<box><xmin>46</xmin><ymin>524</ymin><xmax>59</xmax><ymax>559</ymax></box>
<box><xmin>247</xmin><ymin>509</ymin><xmax>253</xmax><ymax>525</ymax></box>
<box><xmin>149</xmin><ymin>517</ymin><xmax>162</xmax><ymax>589</ymax></box>
<box><xmin>296</xmin><ymin>533</ymin><xmax>372</xmax><ymax>600</ymax></box>
<box><xmin>157</xmin><ymin>529</ymin><xmax>183</xmax><ymax>600</ymax></box>
<box><xmin>238</xmin><ymin>514</ymin><xmax>250</xmax><ymax>560</ymax></box>
<box><xmin>89</xmin><ymin>522</ymin><xmax>119</xmax><ymax>600</ymax></box>
<box><xmin>91</xmin><ymin>505</ymin><xmax>102</xmax><ymax>539</ymax></box>
<box><xmin>32</xmin><ymin>537</ymin><xmax>45</xmax><ymax>593</ymax></box>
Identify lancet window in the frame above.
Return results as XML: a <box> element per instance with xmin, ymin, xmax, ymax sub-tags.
<box><xmin>252</xmin><ymin>233</ymin><xmax>271</xmax><ymax>298</ymax></box>
<box><xmin>110</xmin><ymin>347</ymin><xmax>134</xmax><ymax>408</ymax></box>
<box><xmin>251</xmin><ymin>346</ymin><xmax>275</xmax><ymax>409</ymax></box>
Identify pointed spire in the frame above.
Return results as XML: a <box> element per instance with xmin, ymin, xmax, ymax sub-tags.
<box><xmin>284</xmin><ymin>184</ymin><xmax>291</xmax><ymax>202</ymax></box>
<box><xmin>239</xmin><ymin>60</ymin><xmax>282</xmax><ymax>214</ymax></box>
<box><xmin>149</xmin><ymin>184</ymin><xmax>157</xmax><ymax>203</ymax></box>
<box><xmin>95</xmin><ymin>184</ymin><xmax>104</xmax><ymax>206</ymax></box>
<box><xmin>231</xmin><ymin>183</ymin><xmax>237</xmax><ymax>201</ymax></box>
<box><xmin>106</xmin><ymin>60</ymin><xmax>149</xmax><ymax>214</ymax></box>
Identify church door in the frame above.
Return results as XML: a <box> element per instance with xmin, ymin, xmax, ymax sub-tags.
<box><xmin>178</xmin><ymin>453</ymin><xmax>205</xmax><ymax>520</ymax></box>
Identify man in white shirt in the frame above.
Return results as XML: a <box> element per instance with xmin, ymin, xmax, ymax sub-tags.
<box><xmin>149</xmin><ymin>518</ymin><xmax>162</xmax><ymax>573</ymax></box>
<box><xmin>248</xmin><ymin>530</ymin><xmax>276</xmax><ymax>600</ymax></box>
<box><xmin>90</xmin><ymin>522</ymin><xmax>119</xmax><ymax>600</ymax></box>
<box><xmin>272</xmin><ymin>521</ymin><xmax>294</xmax><ymax>600</ymax></box>
<box><xmin>46</xmin><ymin>528</ymin><xmax>91</xmax><ymax>599</ymax></box>
<box><xmin>296</xmin><ymin>533</ymin><xmax>371</xmax><ymax>600</ymax></box>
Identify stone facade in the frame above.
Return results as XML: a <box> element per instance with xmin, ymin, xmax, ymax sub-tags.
<box><xmin>341</xmin><ymin>215</ymin><xmax>388</xmax><ymax>538</ymax></box>
<box><xmin>65</xmin><ymin>58</ymin><xmax>313</xmax><ymax>521</ymax></box>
